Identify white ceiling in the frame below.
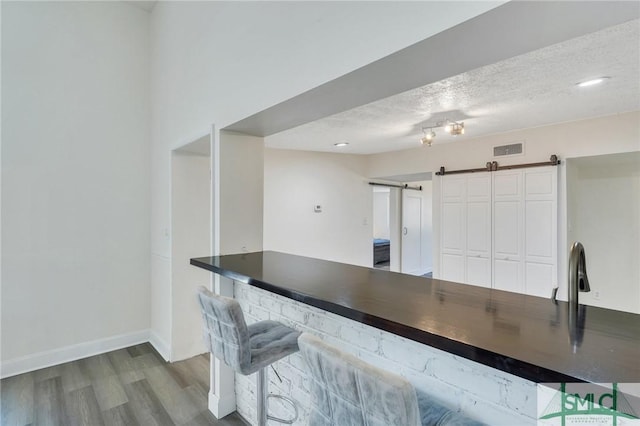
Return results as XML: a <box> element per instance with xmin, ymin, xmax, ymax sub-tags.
<box><xmin>265</xmin><ymin>19</ymin><xmax>640</xmax><ymax>155</ymax></box>
<box><xmin>126</xmin><ymin>1</ymin><xmax>157</xmax><ymax>13</ymax></box>
<box><xmin>175</xmin><ymin>135</ymin><xmax>210</xmax><ymax>156</ymax></box>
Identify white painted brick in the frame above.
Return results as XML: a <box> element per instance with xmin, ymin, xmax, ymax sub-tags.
<box><xmin>300</xmin><ymin>304</ymin><xmax>325</xmax><ymax>316</ymax></box>
<box><xmin>339</xmin><ymin>325</ymin><xmax>380</xmax><ymax>352</ymax></box>
<box><xmin>258</xmin><ymin>296</ymin><xmax>282</xmax><ymax>315</ymax></box>
<box><xmin>460</xmin><ymin>395</ymin><xmax>536</xmax><ymax>425</ymax></box>
<box><xmin>289</xmin><ymin>385</ymin><xmax>310</xmax><ymax>408</ymax></box>
<box><xmin>379</xmin><ymin>336</ymin><xmax>428</xmax><ymax>372</ymax></box>
<box><xmin>232</xmin><ymin>282</ymin><xmax>536</xmax><ymax>426</ymax></box>
<box><xmin>502</xmin><ymin>378</ymin><xmax>538</xmax><ymax>417</ymax></box>
<box><xmin>247</xmin><ymin>304</ymin><xmax>271</xmax><ymax>322</ymax></box>
<box><xmin>235</xmin><ymin>285</ymin><xmax>249</xmax><ymax>300</ymax></box>
<box><xmin>305</xmin><ymin>311</ymin><xmax>342</xmax><ymax>337</ymax></box>
<box><xmin>410</xmin><ymin>374</ymin><xmax>465</xmax><ymax>410</ymax></box>
<box><xmin>277</xmin><ymin>362</ymin><xmax>309</xmax><ymax>395</ymax></box>
<box><xmin>429</xmin><ymin>356</ymin><xmax>504</xmax><ymax>405</ymax></box>
<box><xmin>294</xmin><ymin>373</ymin><xmax>311</xmax><ymax>395</ymax></box>
<box><xmin>388</xmin><ymin>333</ymin><xmax>441</xmax><ymax>359</ymax></box>
<box><xmin>286</xmin><ymin>352</ymin><xmax>307</xmax><ymax>373</ymax></box>
<box><xmin>271</xmin><ymin>314</ymin><xmax>301</xmax><ymax>331</ymax></box>
<box><xmin>281</xmin><ymin>303</ymin><xmax>308</xmax><ymax>324</ymax></box>
<box><xmin>246</xmin><ymin>287</ymin><xmax>263</xmax><ymax>305</ymax></box>
<box><xmin>359</xmin><ymin>322</ymin><xmax>384</xmax><ymax>339</ymax></box>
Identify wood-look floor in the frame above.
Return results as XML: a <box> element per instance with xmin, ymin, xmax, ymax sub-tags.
<box><xmin>0</xmin><ymin>343</ymin><xmax>248</xmax><ymax>426</ymax></box>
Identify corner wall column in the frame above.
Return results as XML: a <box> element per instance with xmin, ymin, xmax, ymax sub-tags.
<box><xmin>208</xmin><ymin>125</ymin><xmax>237</xmax><ymax>417</ymax></box>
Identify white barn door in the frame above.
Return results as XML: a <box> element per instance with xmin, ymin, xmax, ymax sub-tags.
<box><xmin>401</xmin><ymin>192</ymin><xmax>422</xmax><ymax>275</ymax></box>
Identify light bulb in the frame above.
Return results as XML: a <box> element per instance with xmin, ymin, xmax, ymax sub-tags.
<box><xmin>420</xmin><ymin>136</ymin><xmax>433</xmax><ymax>146</ymax></box>
<box><xmin>577</xmin><ymin>77</ymin><xmax>609</xmax><ymax>87</ymax></box>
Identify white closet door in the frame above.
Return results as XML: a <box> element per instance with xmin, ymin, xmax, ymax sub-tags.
<box><xmin>441</xmin><ymin>176</ymin><xmax>466</xmax><ymax>282</ymax></box>
<box><xmin>438</xmin><ymin>167</ymin><xmax>558</xmax><ymax>295</ymax></box>
<box><xmin>524</xmin><ymin>167</ymin><xmax>557</xmax><ymax>298</ymax></box>
<box><xmin>442</xmin><ymin>202</ymin><xmax>465</xmax><ymax>255</ymax></box>
<box><xmin>493</xmin><ymin>171</ymin><xmax>524</xmax><ymax>293</ymax></box>
<box><xmin>466</xmin><ymin>174</ymin><xmax>491</xmax><ymax>287</ymax></box>
<box><xmin>442</xmin><ymin>254</ymin><xmax>465</xmax><ymax>283</ymax></box>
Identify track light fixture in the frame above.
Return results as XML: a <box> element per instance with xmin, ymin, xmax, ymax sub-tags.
<box><xmin>420</xmin><ymin>128</ymin><xmax>436</xmax><ymax>146</ymax></box>
<box><xmin>447</xmin><ymin>121</ymin><xmax>465</xmax><ymax>136</ymax></box>
<box><xmin>420</xmin><ymin>119</ymin><xmax>465</xmax><ymax>146</ymax></box>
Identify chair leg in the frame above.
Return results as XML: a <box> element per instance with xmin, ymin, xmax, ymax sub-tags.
<box><xmin>256</xmin><ymin>367</ymin><xmax>299</xmax><ymax>425</ymax></box>
<box><xmin>257</xmin><ymin>368</ymin><xmax>268</xmax><ymax>426</ymax></box>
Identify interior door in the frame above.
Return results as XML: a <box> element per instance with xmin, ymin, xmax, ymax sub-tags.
<box><xmin>524</xmin><ymin>167</ymin><xmax>557</xmax><ymax>298</ymax></box>
<box><xmin>466</xmin><ymin>174</ymin><xmax>492</xmax><ymax>288</ymax></box>
<box><xmin>401</xmin><ymin>193</ymin><xmax>422</xmax><ymax>275</ymax></box>
<box><xmin>440</xmin><ymin>175</ymin><xmax>466</xmax><ymax>282</ymax></box>
<box><xmin>493</xmin><ymin>171</ymin><xmax>524</xmax><ymax>293</ymax></box>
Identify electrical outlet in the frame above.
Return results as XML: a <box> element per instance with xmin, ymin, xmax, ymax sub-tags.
<box><xmin>314</xmin><ymin>205</ymin><xmax>322</xmax><ymax>213</ymax></box>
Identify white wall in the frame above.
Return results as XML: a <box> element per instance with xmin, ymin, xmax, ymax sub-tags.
<box><xmin>369</xmin><ymin>112</ymin><xmax>640</xmax><ymax>299</ymax></box>
<box><xmin>171</xmin><ymin>151</ymin><xmax>210</xmax><ymax>361</ymax></box>
<box><xmin>264</xmin><ymin>149</ymin><xmax>372</xmax><ymax>267</ymax></box>
<box><xmin>149</xmin><ymin>1</ymin><xmax>503</xmax><ymax>346</ymax></box>
<box><xmin>1</xmin><ymin>2</ymin><xmax>150</xmax><ymax>372</ymax></box>
<box><xmin>220</xmin><ymin>132</ymin><xmax>264</xmax><ymax>255</ymax></box>
<box><xmin>567</xmin><ymin>153</ymin><xmax>640</xmax><ymax>313</ymax></box>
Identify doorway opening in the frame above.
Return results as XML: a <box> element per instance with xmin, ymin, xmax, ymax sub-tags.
<box><xmin>567</xmin><ymin>152</ymin><xmax>640</xmax><ymax>314</ymax></box>
<box><xmin>170</xmin><ymin>135</ymin><xmax>211</xmax><ymax>361</ymax></box>
<box><xmin>371</xmin><ymin>173</ymin><xmax>433</xmax><ymax>276</ymax></box>
<box><xmin>372</xmin><ymin>186</ymin><xmax>392</xmax><ymax>270</ymax></box>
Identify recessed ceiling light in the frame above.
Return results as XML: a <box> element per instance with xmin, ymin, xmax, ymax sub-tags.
<box><xmin>334</xmin><ymin>142</ymin><xmax>349</xmax><ymax>147</ymax></box>
<box><xmin>577</xmin><ymin>77</ymin><xmax>610</xmax><ymax>87</ymax></box>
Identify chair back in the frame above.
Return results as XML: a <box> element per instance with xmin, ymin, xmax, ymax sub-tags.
<box><xmin>298</xmin><ymin>333</ymin><xmax>421</xmax><ymax>426</ymax></box>
<box><xmin>197</xmin><ymin>286</ymin><xmax>251</xmax><ymax>372</ymax></box>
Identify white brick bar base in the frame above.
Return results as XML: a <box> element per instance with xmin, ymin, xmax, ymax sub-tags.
<box><xmin>233</xmin><ymin>281</ymin><xmax>537</xmax><ymax>425</ymax></box>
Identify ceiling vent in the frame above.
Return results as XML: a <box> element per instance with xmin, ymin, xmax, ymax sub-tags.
<box><xmin>493</xmin><ymin>142</ymin><xmax>524</xmax><ymax>157</ymax></box>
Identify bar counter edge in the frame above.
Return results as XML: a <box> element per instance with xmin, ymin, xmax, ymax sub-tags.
<box><xmin>190</xmin><ymin>251</ymin><xmax>640</xmax><ymax>385</ymax></box>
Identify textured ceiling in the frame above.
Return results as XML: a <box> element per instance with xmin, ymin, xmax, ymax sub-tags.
<box><xmin>265</xmin><ymin>19</ymin><xmax>640</xmax><ymax>155</ymax></box>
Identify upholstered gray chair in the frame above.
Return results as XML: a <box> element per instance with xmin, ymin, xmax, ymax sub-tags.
<box><xmin>197</xmin><ymin>286</ymin><xmax>301</xmax><ymax>425</ymax></box>
<box><xmin>298</xmin><ymin>333</ymin><xmax>485</xmax><ymax>426</ymax></box>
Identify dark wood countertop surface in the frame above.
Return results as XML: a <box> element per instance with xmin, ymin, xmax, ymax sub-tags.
<box><xmin>191</xmin><ymin>251</ymin><xmax>639</xmax><ymax>384</ymax></box>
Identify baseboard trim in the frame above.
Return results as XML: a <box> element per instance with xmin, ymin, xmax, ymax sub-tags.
<box><xmin>209</xmin><ymin>391</ymin><xmax>237</xmax><ymax>419</ymax></box>
<box><xmin>0</xmin><ymin>329</ymin><xmax>150</xmax><ymax>379</ymax></box>
<box><xmin>149</xmin><ymin>330</ymin><xmax>171</xmax><ymax>362</ymax></box>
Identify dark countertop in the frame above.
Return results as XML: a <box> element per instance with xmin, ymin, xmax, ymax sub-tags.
<box><xmin>191</xmin><ymin>251</ymin><xmax>640</xmax><ymax>384</ymax></box>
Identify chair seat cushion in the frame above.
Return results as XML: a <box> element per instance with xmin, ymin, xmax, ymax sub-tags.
<box><xmin>244</xmin><ymin>320</ymin><xmax>300</xmax><ymax>374</ymax></box>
